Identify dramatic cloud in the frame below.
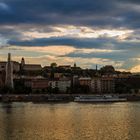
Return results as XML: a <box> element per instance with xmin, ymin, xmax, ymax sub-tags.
<box><xmin>0</xmin><ymin>0</ymin><xmax>140</xmax><ymax>72</ymax></box>
<box><xmin>0</xmin><ymin>3</ymin><xmax>10</xmax><ymax>11</ymax></box>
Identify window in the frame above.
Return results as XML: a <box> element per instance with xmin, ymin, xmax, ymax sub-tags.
<box><xmin>1</xmin><ymin>66</ymin><xmax>5</xmax><ymax>68</ymax></box>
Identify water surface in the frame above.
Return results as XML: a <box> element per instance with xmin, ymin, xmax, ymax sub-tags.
<box><xmin>0</xmin><ymin>102</ymin><xmax>140</xmax><ymax>140</ymax></box>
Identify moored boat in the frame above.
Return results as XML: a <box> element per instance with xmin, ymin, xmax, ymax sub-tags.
<box><xmin>74</xmin><ymin>95</ymin><xmax>127</xmax><ymax>102</ymax></box>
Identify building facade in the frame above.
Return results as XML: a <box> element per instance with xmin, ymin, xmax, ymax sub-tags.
<box><xmin>21</xmin><ymin>57</ymin><xmax>42</xmax><ymax>71</ymax></box>
<box><xmin>79</xmin><ymin>77</ymin><xmax>91</xmax><ymax>87</ymax></box>
<box><xmin>49</xmin><ymin>79</ymin><xmax>71</xmax><ymax>93</ymax></box>
<box><xmin>91</xmin><ymin>78</ymin><xmax>102</xmax><ymax>93</ymax></box>
<box><xmin>101</xmin><ymin>77</ymin><xmax>115</xmax><ymax>93</ymax></box>
<box><xmin>31</xmin><ymin>79</ymin><xmax>49</xmax><ymax>91</ymax></box>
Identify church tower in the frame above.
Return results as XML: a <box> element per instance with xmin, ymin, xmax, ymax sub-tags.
<box><xmin>5</xmin><ymin>53</ymin><xmax>14</xmax><ymax>88</ymax></box>
<box><xmin>74</xmin><ymin>63</ymin><xmax>77</xmax><ymax>68</ymax></box>
<box><xmin>21</xmin><ymin>57</ymin><xmax>25</xmax><ymax>69</ymax></box>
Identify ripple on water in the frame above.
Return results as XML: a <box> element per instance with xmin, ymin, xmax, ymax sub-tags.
<box><xmin>0</xmin><ymin>102</ymin><xmax>140</xmax><ymax>140</ymax></box>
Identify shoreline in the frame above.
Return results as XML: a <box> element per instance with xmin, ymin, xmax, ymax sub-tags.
<box><xmin>0</xmin><ymin>94</ymin><xmax>140</xmax><ymax>103</ymax></box>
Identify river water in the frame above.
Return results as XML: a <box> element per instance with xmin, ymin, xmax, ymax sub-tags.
<box><xmin>0</xmin><ymin>102</ymin><xmax>140</xmax><ymax>140</ymax></box>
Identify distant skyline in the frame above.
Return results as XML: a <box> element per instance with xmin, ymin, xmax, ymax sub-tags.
<box><xmin>0</xmin><ymin>0</ymin><xmax>140</xmax><ymax>72</ymax></box>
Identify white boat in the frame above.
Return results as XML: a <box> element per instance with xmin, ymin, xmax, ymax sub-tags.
<box><xmin>74</xmin><ymin>95</ymin><xmax>127</xmax><ymax>102</ymax></box>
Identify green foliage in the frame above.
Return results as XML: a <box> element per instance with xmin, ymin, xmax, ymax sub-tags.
<box><xmin>47</xmin><ymin>86</ymin><xmax>59</xmax><ymax>94</ymax></box>
<box><xmin>51</xmin><ymin>63</ymin><xmax>57</xmax><ymax>68</ymax></box>
<box><xmin>100</xmin><ymin>65</ymin><xmax>115</xmax><ymax>74</ymax></box>
<box><xmin>71</xmin><ymin>85</ymin><xmax>90</xmax><ymax>94</ymax></box>
<box><xmin>115</xmin><ymin>81</ymin><xmax>132</xmax><ymax>94</ymax></box>
<box><xmin>14</xmin><ymin>80</ymin><xmax>31</xmax><ymax>94</ymax></box>
<box><xmin>0</xmin><ymin>86</ymin><xmax>13</xmax><ymax>94</ymax></box>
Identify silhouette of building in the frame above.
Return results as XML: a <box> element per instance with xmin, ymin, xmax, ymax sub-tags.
<box><xmin>20</xmin><ymin>57</ymin><xmax>42</xmax><ymax>71</ymax></box>
<box><xmin>74</xmin><ymin>63</ymin><xmax>76</xmax><ymax>67</ymax></box>
<box><xmin>0</xmin><ymin>61</ymin><xmax>20</xmax><ymax>72</ymax></box>
<box><xmin>91</xmin><ymin>77</ymin><xmax>102</xmax><ymax>93</ymax></box>
<box><xmin>101</xmin><ymin>77</ymin><xmax>115</xmax><ymax>93</ymax></box>
<box><xmin>58</xmin><ymin>65</ymin><xmax>71</xmax><ymax>70</ymax></box>
<box><xmin>21</xmin><ymin>57</ymin><xmax>25</xmax><ymax>68</ymax></box>
<box><xmin>5</xmin><ymin>53</ymin><xmax>14</xmax><ymax>88</ymax></box>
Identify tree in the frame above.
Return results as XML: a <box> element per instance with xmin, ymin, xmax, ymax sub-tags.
<box><xmin>100</xmin><ymin>65</ymin><xmax>115</xmax><ymax>74</ymax></box>
<box><xmin>51</xmin><ymin>63</ymin><xmax>57</xmax><ymax>68</ymax></box>
<box><xmin>0</xmin><ymin>86</ymin><xmax>13</xmax><ymax>94</ymax></box>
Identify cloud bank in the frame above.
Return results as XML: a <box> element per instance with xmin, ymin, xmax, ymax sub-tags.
<box><xmin>0</xmin><ymin>0</ymin><xmax>140</xmax><ymax>72</ymax></box>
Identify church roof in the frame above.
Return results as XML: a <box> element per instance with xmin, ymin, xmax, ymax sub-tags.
<box><xmin>23</xmin><ymin>64</ymin><xmax>42</xmax><ymax>71</ymax></box>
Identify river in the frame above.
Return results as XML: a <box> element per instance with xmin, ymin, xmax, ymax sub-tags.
<box><xmin>0</xmin><ymin>102</ymin><xmax>140</xmax><ymax>140</ymax></box>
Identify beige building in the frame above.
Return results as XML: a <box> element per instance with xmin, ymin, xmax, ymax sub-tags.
<box><xmin>79</xmin><ymin>77</ymin><xmax>91</xmax><ymax>87</ymax></box>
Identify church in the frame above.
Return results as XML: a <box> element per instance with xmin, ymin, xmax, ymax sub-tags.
<box><xmin>0</xmin><ymin>53</ymin><xmax>42</xmax><ymax>88</ymax></box>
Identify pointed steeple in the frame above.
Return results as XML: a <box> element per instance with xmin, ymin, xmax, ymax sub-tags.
<box><xmin>21</xmin><ymin>57</ymin><xmax>25</xmax><ymax>68</ymax></box>
<box><xmin>74</xmin><ymin>63</ymin><xmax>76</xmax><ymax>67</ymax></box>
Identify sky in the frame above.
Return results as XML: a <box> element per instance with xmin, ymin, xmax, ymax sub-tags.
<box><xmin>0</xmin><ymin>0</ymin><xmax>140</xmax><ymax>72</ymax></box>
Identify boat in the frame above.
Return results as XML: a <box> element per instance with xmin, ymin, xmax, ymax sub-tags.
<box><xmin>74</xmin><ymin>95</ymin><xmax>127</xmax><ymax>102</ymax></box>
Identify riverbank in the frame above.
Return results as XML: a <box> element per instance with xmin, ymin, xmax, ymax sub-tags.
<box><xmin>0</xmin><ymin>94</ymin><xmax>140</xmax><ymax>103</ymax></box>
<box><xmin>0</xmin><ymin>94</ymin><xmax>74</xmax><ymax>103</ymax></box>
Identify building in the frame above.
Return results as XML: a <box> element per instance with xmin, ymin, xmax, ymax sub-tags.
<box><xmin>5</xmin><ymin>53</ymin><xmax>14</xmax><ymax>88</ymax></box>
<box><xmin>31</xmin><ymin>79</ymin><xmax>49</xmax><ymax>91</ymax></box>
<box><xmin>79</xmin><ymin>77</ymin><xmax>91</xmax><ymax>87</ymax></box>
<box><xmin>58</xmin><ymin>65</ymin><xmax>71</xmax><ymax>70</ymax></box>
<box><xmin>91</xmin><ymin>77</ymin><xmax>115</xmax><ymax>94</ymax></box>
<box><xmin>57</xmin><ymin>79</ymin><xmax>71</xmax><ymax>93</ymax></box>
<box><xmin>13</xmin><ymin>61</ymin><xmax>20</xmax><ymax>72</ymax></box>
<box><xmin>21</xmin><ymin>57</ymin><xmax>42</xmax><ymax>71</ymax></box>
<box><xmin>91</xmin><ymin>78</ymin><xmax>102</xmax><ymax>93</ymax></box>
<box><xmin>0</xmin><ymin>62</ymin><xmax>6</xmax><ymax>72</ymax></box>
<box><xmin>0</xmin><ymin>54</ymin><xmax>20</xmax><ymax>88</ymax></box>
<box><xmin>0</xmin><ymin>71</ymin><xmax>5</xmax><ymax>87</ymax></box>
<box><xmin>0</xmin><ymin>61</ymin><xmax>20</xmax><ymax>72</ymax></box>
<box><xmin>49</xmin><ymin>78</ymin><xmax>71</xmax><ymax>93</ymax></box>
<box><xmin>71</xmin><ymin>63</ymin><xmax>81</xmax><ymax>70</ymax></box>
<box><xmin>115</xmin><ymin>76</ymin><xmax>140</xmax><ymax>94</ymax></box>
<box><xmin>22</xmin><ymin>64</ymin><xmax>42</xmax><ymax>71</ymax></box>
<box><xmin>72</xmin><ymin>75</ymin><xmax>79</xmax><ymax>87</ymax></box>
<box><xmin>54</xmin><ymin>73</ymin><xmax>63</xmax><ymax>79</ymax></box>
<box><xmin>24</xmin><ymin>76</ymin><xmax>49</xmax><ymax>91</ymax></box>
<box><xmin>101</xmin><ymin>77</ymin><xmax>115</xmax><ymax>93</ymax></box>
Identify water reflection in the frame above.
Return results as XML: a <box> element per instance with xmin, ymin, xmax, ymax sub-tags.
<box><xmin>0</xmin><ymin>102</ymin><xmax>140</xmax><ymax>140</ymax></box>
